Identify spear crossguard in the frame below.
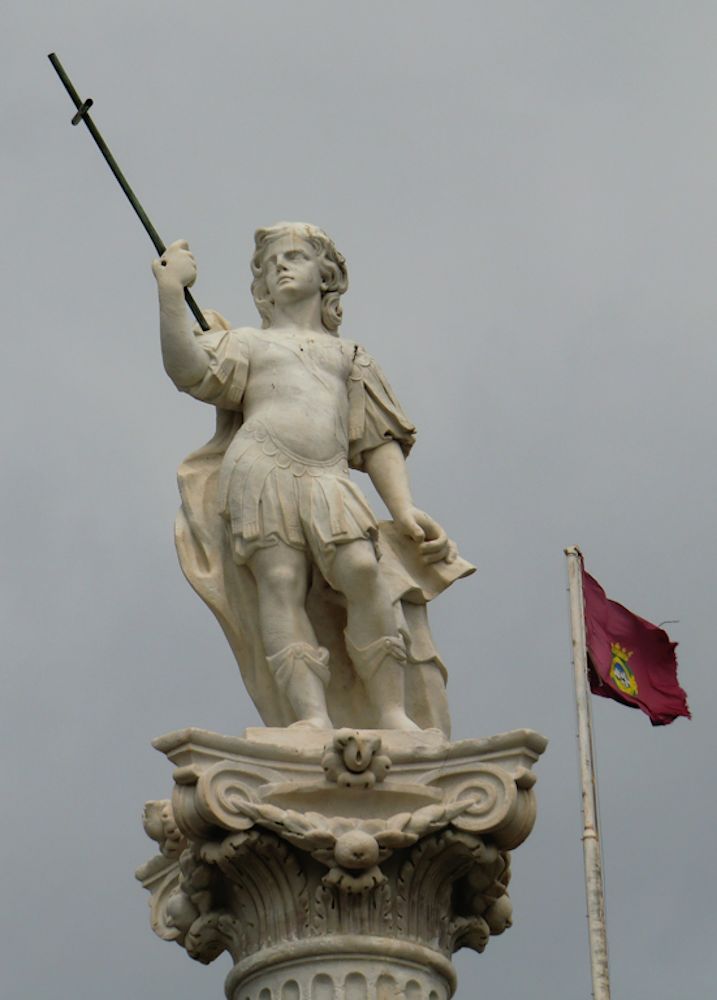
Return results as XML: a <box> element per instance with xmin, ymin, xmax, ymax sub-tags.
<box><xmin>48</xmin><ymin>52</ymin><xmax>210</xmax><ymax>332</ymax></box>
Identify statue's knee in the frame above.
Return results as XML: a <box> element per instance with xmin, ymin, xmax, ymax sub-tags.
<box><xmin>340</xmin><ymin>546</ymin><xmax>381</xmax><ymax>594</ymax></box>
<box><xmin>260</xmin><ymin>562</ymin><xmax>305</xmax><ymax>602</ymax></box>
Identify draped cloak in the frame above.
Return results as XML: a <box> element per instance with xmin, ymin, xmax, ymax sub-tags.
<box><xmin>174</xmin><ymin>312</ymin><xmax>475</xmax><ymax>733</ymax></box>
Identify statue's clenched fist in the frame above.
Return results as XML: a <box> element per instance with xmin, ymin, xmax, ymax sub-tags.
<box><xmin>152</xmin><ymin>239</ymin><xmax>197</xmax><ymax>289</ymax></box>
<box><xmin>394</xmin><ymin>506</ymin><xmax>456</xmax><ymax>565</ymax></box>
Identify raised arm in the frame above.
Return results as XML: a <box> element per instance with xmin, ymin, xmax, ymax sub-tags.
<box><xmin>152</xmin><ymin>240</ymin><xmax>210</xmax><ymax>389</ymax></box>
<box><xmin>363</xmin><ymin>441</ymin><xmax>454</xmax><ymax>564</ymax></box>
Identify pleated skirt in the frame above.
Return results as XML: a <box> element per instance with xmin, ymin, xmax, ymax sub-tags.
<box><xmin>219</xmin><ymin>420</ymin><xmax>379</xmax><ymax>573</ymax></box>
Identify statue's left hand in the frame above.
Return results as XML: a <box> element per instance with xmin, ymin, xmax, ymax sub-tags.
<box><xmin>394</xmin><ymin>508</ymin><xmax>456</xmax><ymax>565</ymax></box>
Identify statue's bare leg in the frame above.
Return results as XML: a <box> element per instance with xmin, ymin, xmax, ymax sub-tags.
<box><xmin>330</xmin><ymin>540</ymin><xmax>419</xmax><ymax>731</ymax></box>
<box><xmin>249</xmin><ymin>543</ymin><xmax>332</xmax><ymax>729</ymax></box>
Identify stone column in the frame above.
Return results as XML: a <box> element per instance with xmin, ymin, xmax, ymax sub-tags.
<box><xmin>137</xmin><ymin>727</ymin><xmax>547</xmax><ymax>1000</ymax></box>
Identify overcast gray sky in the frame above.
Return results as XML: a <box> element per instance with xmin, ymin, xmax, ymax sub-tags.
<box><xmin>2</xmin><ymin>2</ymin><xmax>715</xmax><ymax>997</ymax></box>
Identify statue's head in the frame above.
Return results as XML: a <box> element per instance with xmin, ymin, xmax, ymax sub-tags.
<box><xmin>251</xmin><ymin>222</ymin><xmax>349</xmax><ymax>332</ymax></box>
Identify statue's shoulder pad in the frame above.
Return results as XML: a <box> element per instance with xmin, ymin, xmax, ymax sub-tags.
<box><xmin>350</xmin><ymin>343</ymin><xmax>373</xmax><ymax>369</ymax></box>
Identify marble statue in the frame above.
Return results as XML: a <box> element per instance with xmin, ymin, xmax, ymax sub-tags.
<box><xmin>152</xmin><ymin>223</ymin><xmax>474</xmax><ymax>734</ymax></box>
<box><xmin>141</xmin><ymin>222</ymin><xmax>547</xmax><ymax>1000</ymax></box>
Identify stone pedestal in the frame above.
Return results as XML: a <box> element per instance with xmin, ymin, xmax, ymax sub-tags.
<box><xmin>137</xmin><ymin>727</ymin><xmax>547</xmax><ymax>999</ymax></box>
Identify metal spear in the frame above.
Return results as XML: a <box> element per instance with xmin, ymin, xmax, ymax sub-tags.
<box><xmin>48</xmin><ymin>52</ymin><xmax>209</xmax><ymax>332</ymax></box>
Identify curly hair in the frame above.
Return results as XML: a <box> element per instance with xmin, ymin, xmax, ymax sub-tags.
<box><xmin>250</xmin><ymin>222</ymin><xmax>349</xmax><ymax>332</ymax></box>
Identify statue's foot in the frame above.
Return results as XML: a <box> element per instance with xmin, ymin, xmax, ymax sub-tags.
<box><xmin>375</xmin><ymin>710</ymin><xmax>421</xmax><ymax>732</ymax></box>
<box><xmin>289</xmin><ymin>716</ymin><xmax>333</xmax><ymax>731</ymax></box>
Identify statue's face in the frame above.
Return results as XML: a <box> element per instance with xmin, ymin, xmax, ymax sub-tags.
<box><xmin>262</xmin><ymin>234</ymin><xmax>323</xmax><ymax>306</ymax></box>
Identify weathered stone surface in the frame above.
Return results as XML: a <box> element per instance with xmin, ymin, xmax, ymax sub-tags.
<box><xmin>143</xmin><ymin>217</ymin><xmax>548</xmax><ymax>999</ymax></box>
<box><xmin>137</xmin><ymin>726</ymin><xmax>547</xmax><ymax>998</ymax></box>
<box><xmin>153</xmin><ymin>224</ymin><xmax>476</xmax><ymax>734</ymax></box>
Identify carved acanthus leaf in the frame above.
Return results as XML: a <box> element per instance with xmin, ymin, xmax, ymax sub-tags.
<box><xmin>142</xmin><ymin>799</ymin><xmax>186</xmax><ymax>859</ymax></box>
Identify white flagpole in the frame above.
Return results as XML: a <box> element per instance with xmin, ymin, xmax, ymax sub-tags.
<box><xmin>565</xmin><ymin>546</ymin><xmax>611</xmax><ymax>1000</ymax></box>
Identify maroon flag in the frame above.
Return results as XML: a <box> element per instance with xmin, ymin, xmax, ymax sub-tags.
<box><xmin>580</xmin><ymin>558</ymin><xmax>690</xmax><ymax>726</ymax></box>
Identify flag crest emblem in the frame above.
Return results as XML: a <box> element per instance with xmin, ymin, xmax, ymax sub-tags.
<box><xmin>609</xmin><ymin>642</ymin><xmax>638</xmax><ymax>696</ymax></box>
